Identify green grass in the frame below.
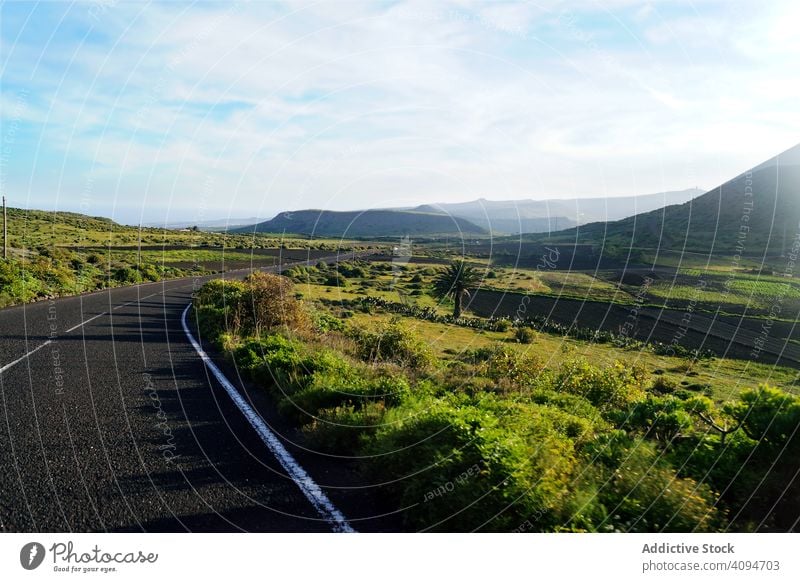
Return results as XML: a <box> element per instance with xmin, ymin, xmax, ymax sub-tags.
<box><xmin>639</xmin><ymin>270</ymin><xmax>800</xmax><ymax>315</ymax></box>
<box><xmin>194</xmin><ymin>273</ymin><xmax>800</xmax><ymax>532</ymax></box>
<box><xmin>331</xmin><ymin>295</ymin><xmax>799</xmax><ymax>403</ymax></box>
<box><xmin>0</xmin><ymin>206</ymin><xmax>388</xmax><ymax>308</ymax></box>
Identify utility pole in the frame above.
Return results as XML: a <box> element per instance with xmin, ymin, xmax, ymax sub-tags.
<box><xmin>2</xmin><ymin>195</ymin><xmax>7</xmax><ymax>260</ymax></box>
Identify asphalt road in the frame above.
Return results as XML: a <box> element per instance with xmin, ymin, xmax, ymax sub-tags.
<box><xmin>0</xmin><ymin>257</ymin><xmax>380</xmax><ymax>532</ymax></box>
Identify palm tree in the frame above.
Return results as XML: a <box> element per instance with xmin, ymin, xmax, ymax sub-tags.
<box><xmin>432</xmin><ymin>260</ymin><xmax>481</xmax><ymax>318</ymax></box>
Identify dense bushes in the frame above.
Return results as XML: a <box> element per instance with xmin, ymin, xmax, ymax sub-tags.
<box><xmin>192</xmin><ymin>278</ymin><xmax>799</xmax><ymax>532</ymax></box>
<box><xmin>580</xmin><ymin>433</ymin><xmax>720</xmax><ymax>532</ymax></box>
<box><xmin>349</xmin><ymin>318</ymin><xmax>434</xmax><ymax>369</ymax></box>
<box><xmin>193</xmin><ymin>273</ymin><xmax>308</xmax><ymax>337</ymax></box>
<box><xmin>0</xmin><ymin>249</ymin><xmax>193</xmax><ymax>307</ymax></box>
<box><xmin>356</xmin><ymin>296</ymin><xmax>714</xmax><ymax>359</ymax></box>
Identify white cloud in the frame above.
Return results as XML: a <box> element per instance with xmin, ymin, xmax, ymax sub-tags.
<box><xmin>1</xmin><ymin>0</ymin><xmax>798</xmax><ymax>223</ymax></box>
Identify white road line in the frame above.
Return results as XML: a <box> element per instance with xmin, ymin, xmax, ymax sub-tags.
<box><xmin>0</xmin><ymin>289</ymin><xmax>166</xmax><ymax>376</ymax></box>
<box><xmin>0</xmin><ymin>340</ymin><xmax>52</xmax><ymax>374</ymax></box>
<box><xmin>64</xmin><ymin>312</ymin><xmax>107</xmax><ymax>333</ymax></box>
<box><xmin>180</xmin><ymin>303</ymin><xmax>355</xmax><ymax>533</ymax></box>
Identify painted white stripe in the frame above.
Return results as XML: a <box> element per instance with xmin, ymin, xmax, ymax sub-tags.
<box><xmin>0</xmin><ymin>289</ymin><xmax>166</xmax><ymax>375</ymax></box>
<box><xmin>180</xmin><ymin>304</ymin><xmax>355</xmax><ymax>533</ymax></box>
<box><xmin>64</xmin><ymin>311</ymin><xmax>107</xmax><ymax>333</ymax></box>
<box><xmin>0</xmin><ymin>340</ymin><xmax>52</xmax><ymax>374</ymax></box>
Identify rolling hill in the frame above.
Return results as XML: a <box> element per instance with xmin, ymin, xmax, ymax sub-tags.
<box><xmin>144</xmin><ymin>217</ymin><xmax>270</xmax><ymax>231</ymax></box>
<box><xmin>413</xmin><ymin>188</ymin><xmax>703</xmax><ymax>235</ymax></box>
<box><xmin>232</xmin><ymin>209</ymin><xmax>487</xmax><ymax>238</ymax></box>
<box><xmin>539</xmin><ymin>144</ymin><xmax>800</xmax><ymax>257</ymax></box>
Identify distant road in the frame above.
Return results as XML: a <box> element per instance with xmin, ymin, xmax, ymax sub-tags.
<box><xmin>0</xmin><ymin>254</ymin><xmax>373</xmax><ymax>532</ymax></box>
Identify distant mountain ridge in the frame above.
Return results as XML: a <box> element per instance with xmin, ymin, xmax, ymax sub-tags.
<box><xmin>233</xmin><ymin>209</ymin><xmax>487</xmax><ymax>238</ymax></box>
<box><xmin>145</xmin><ymin>217</ymin><xmax>269</xmax><ymax>230</ymax></box>
<box><xmin>541</xmin><ymin>144</ymin><xmax>800</xmax><ymax>256</ymax></box>
<box><xmin>414</xmin><ymin>189</ymin><xmax>703</xmax><ymax>235</ymax></box>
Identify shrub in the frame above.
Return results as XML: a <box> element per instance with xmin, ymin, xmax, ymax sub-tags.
<box><xmin>583</xmin><ymin>433</ymin><xmax>721</xmax><ymax>532</ymax></box>
<box><xmin>482</xmin><ymin>346</ymin><xmax>545</xmax><ymax>389</ymax></box>
<box><xmin>494</xmin><ymin>319</ymin><xmax>511</xmax><ymax>332</ymax></box>
<box><xmin>652</xmin><ymin>376</ymin><xmax>677</xmax><ymax>394</ymax></box>
<box><xmin>302</xmin><ymin>402</ymin><xmax>387</xmax><ymax>453</ymax></box>
<box><xmin>351</xmin><ymin>320</ymin><xmax>434</xmax><ymax>369</ymax></box>
<box><xmin>288</xmin><ymin>367</ymin><xmax>411</xmax><ymax>422</ymax></box>
<box><xmin>241</xmin><ymin>272</ymin><xmax>309</xmax><ymax>335</ymax></box>
<box><xmin>365</xmin><ymin>399</ymin><xmax>580</xmax><ymax>531</ymax></box>
<box><xmin>621</xmin><ymin>395</ymin><xmax>694</xmax><ymax>442</ymax></box>
<box><xmin>113</xmin><ymin>267</ymin><xmax>142</xmax><ymax>284</ymax></box>
<box><xmin>514</xmin><ymin>326</ymin><xmax>535</xmax><ymax>343</ymax></box>
<box><xmin>555</xmin><ymin>359</ymin><xmax>647</xmax><ymax>411</ymax></box>
<box><xmin>338</xmin><ymin>262</ymin><xmax>367</xmax><ymax>278</ymax></box>
<box><xmin>325</xmin><ymin>273</ymin><xmax>345</xmax><ymax>287</ymax></box>
<box><xmin>312</xmin><ymin>310</ymin><xmax>346</xmax><ymax>333</ymax></box>
<box><xmin>726</xmin><ymin>384</ymin><xmax>800</xmax><ymax>447</ymax></box>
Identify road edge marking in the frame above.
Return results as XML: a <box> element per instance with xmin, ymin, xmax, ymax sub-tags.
<box><xmin>0</xmin><ymin>340</ymin><xmax>52</xmax><ymax>374</ymax></box>
<box><xmin>180</xmin><ymin>303</ymin><xmax>356</xmax><ymax>533</ymax></box>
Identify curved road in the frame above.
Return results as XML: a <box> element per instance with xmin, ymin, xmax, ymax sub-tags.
<box><xmin>0</xmin><ymin>257</ymin><xmax>374</xmax><ymax>532</ymax></box>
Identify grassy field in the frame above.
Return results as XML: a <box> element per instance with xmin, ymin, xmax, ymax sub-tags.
<box><xmin>306</xmin><ymin>283</ymin><xmax>799</xmax><ymax>403</ymax></box>
<box><xmin>280</xmin><ymin>256</ymin><xmax>800</xmax><ymax>399</ymax></box>
<box><xmin>194</xmin><ymin>268</ymin><xmax>800</xmax><ymax>532</ymax></box>
<box><xmin>3</xmin><ymin>207</ymin><xmax>368</xmax><ymax>250</ymax></box>
<box><xmin>0</xmin><ymin>206</ymin><xmax>383</xmax><ymax>307</ymax></box>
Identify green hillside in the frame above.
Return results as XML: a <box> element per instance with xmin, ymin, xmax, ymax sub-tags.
<box><xmin>234</xmin><ymin>209</ymin><xmax>487</xmax><ymax>238</ymax></box>
<box><xmin>538</xmin><ymin>144</ymin><xmax>800</xmax><ymax>258</ymax></box>
<box><xmin>0</xmin><ymin>206</ymin><xmax>373</xmax><ymax>308</ymax></box>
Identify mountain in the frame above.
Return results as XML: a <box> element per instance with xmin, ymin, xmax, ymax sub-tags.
<box><xmin>144</xmin><ymin>217</ymin><xmax>269</xmax><ymax>230</ymax></box>
<box><xmin>542</xmin><ymin>144</ymin><xmax>800</xmax><ymax>256</ymax></box>
<box><xmin>412</xmin><ymin>188</ymin><xmax>703</xmax><ymax>235</ymax></box>
<box><xmin>233</xmin><ymin>209</ymin><xmax>487</xmax><ymax>238</ymax></box>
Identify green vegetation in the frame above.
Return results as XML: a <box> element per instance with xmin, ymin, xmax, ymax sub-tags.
<box><xmin>235</xmin><ymin>209</ymin><xmax>487</xmax><ymax>238</ymax></box>
<box><xmin>432</xmin><ymin>260</ymin><xmax>482</xmax><ymax>318</ymax></box>
<box><xmin>0</xmin><ymin>206</ymin><xmax>376</xmax><ymax>308</ymax></box>
<box><xmin>193</xmin><ymin>263</ymin><xmax>800</xmax><ymax>532</ymax></box>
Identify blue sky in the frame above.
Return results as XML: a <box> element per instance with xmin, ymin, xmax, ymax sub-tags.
<box><xmin>1</xmin><ymin>0</ymin><xmax>798</xmax><ymax>225</ymax></box>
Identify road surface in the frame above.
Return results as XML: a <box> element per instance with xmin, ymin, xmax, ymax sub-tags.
<box><xmin>0</xmin><ymin>257</ymin><xmax>378</xmax><ymax>532</ymax></box>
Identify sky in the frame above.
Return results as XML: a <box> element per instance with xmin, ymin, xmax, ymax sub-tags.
<box><xmin>1</xmin><ymin>1</ymin><xmax>798</xmax><ymax>225</ymax></box>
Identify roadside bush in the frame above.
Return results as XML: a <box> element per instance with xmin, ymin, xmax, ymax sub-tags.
<box><xmin>365</xmin><ymin>398</ymin><xmax>580</xmax><ymax>531</ymax></box>
<box><xmin>240</xmin><ymin>272</ymin><xmax>309</xmax><ymax>335</ymax></box>
<box><xmin>113</xmin><ymin>266</ymin><xmax>142</xmax><ymax>284</ymax></box>
<box><xmin>302</xmin><ymin>402</ymin><xmax>387</xmax><ymax>453</ymax></box>
<box><xmin>555</xmin><ymin>359</ymin><xmax>647</xmax><ymax>411</ymax></box>
<box><xmin>583</xmin><ymin>433</ymin><xmax>720</xmax><ymax>532</ymax></box>
<box><xmin>288</xmin><ymin>367</ymin><xmax>412</xmax><ymax>423</ymax></box>
<box><xmin>494</xmin><ymin>319</ymin><xmax>511</xmax><ymax>332</ymax></box>
<box><xmin>351</xmin><ymin>320</ymin><xmax>434</xmax><ymax>369</ymax></box>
